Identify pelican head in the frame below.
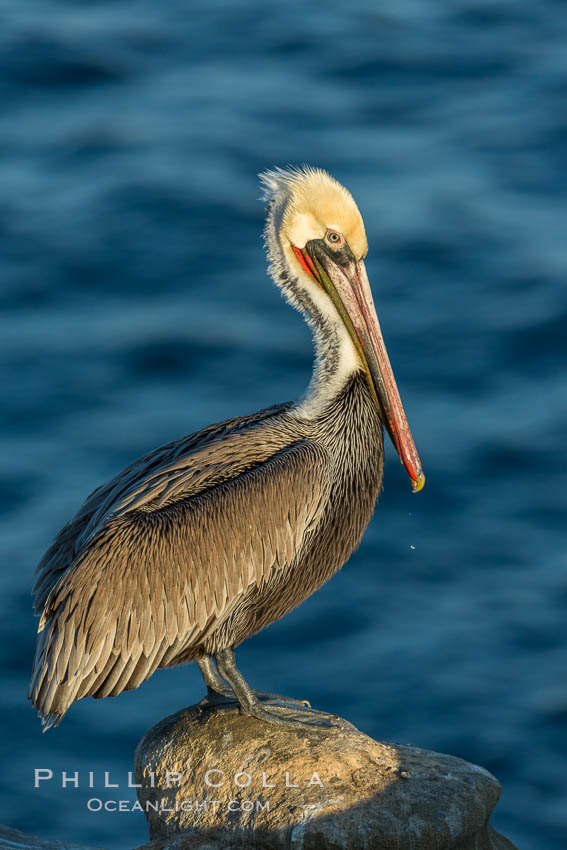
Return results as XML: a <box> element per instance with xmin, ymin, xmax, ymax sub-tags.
<box><xmin>261</xmin><ymin>165</ymin><xmax>424</xmax><ymax>492</ymax></box>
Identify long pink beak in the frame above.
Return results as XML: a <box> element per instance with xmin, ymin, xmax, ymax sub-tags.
<box><xmin>297</xmin><ymin>246</ymin><xmax>424</xmax><ymax>492</ymax></box>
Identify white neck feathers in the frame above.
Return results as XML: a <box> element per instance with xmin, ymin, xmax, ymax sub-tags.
<box><xmin>261</xmin><ymin>174</ymin><xmax>362</xmax><ymax>420</ymax></box>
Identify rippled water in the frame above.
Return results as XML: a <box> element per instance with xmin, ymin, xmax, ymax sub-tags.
<box><xmin>1</xmin><ymin>2</ymin><xmax>566</xmax><ymax>848</ymax></box>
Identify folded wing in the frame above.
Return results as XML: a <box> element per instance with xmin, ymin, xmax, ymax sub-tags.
<box><xmin>29</xmin><ymin>436</ymin><xmax>330</xmax><ymax>728</ymax></box>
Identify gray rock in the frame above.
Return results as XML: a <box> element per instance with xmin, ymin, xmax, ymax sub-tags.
<box><xmin>133</xmin><ymin>696</ymin><xmax>517</xmax><ymax>850</ymax></box>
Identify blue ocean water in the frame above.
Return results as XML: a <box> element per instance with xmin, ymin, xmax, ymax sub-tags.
<box><xmin>1</xmin><ymin>2</ymin><xmax>566</xmax><ymax>847</ymax></box>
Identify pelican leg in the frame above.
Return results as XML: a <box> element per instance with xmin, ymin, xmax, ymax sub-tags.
<box><xmin>215</xmin><ymin>648</ymin><xmax>335</xmax><ymax>731</ymax></box>
<box><xmin>196</xmin><ymin>655</ymin><xmax>232</xmax><ymax>697</ymax></box>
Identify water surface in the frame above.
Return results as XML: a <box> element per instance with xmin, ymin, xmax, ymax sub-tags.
<box><xmin>1</xmin><ymin>2</ymin><xmax>566</xmax><ymax>847</ymax></box>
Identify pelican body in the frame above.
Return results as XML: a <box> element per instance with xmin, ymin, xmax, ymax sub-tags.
<box><xmin>29</xmin><ymin>167</ymin><xmax>424</xmax><ymax>730</ymax></box>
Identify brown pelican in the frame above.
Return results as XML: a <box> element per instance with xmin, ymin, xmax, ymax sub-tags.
<box><xmin>29</xmin><ymin>166</ymin><xmax>424</xmax><ymax>731</ymax></box>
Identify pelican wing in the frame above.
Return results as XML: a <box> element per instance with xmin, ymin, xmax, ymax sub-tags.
<box><xmin>29</xmin><ymin>434</ymin><xmax>331</xmax><ymax>727</ymax></box>
<box><xmin>31</xmin><ymin>402</ymin><xmax>291</xmax><ymax>614</ymax></box>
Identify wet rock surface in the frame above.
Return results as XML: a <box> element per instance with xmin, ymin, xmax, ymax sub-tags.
<box><xmin>133</xmin><ymin>695</ymin><xmax>517</xmax><ymax>850</ymax></box>
<box><xmin>0</xmin><ymin>693</ymin><xmax>517</xmax><ymax>850</ymax></box>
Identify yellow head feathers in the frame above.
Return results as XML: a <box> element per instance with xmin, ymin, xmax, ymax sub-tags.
<box><xmin>260</xmin><ymin>166</ymin><xmax>368</xmax><ymax>261</ymax></box>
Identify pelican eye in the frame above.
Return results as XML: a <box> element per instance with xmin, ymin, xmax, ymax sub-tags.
<box><xmin>325</xmin><ymin>230</ymin><xmax>344</xmax><ymax>248</ymax></box>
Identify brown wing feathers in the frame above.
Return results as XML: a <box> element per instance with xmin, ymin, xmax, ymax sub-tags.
<box><xmin>29</xmin><ymin>432</ymin><xmax>330</xmax><ymax>729</ymax></box>
<box><xmin>31</xmin><ymin>402</ymin><xmax>291</xmax><ymax>615</ymax></box>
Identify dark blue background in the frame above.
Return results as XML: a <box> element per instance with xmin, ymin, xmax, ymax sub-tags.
<box><xmin>1</xmin><ymin>2</ymin><xmax>565</xmax><ymax>848</ymax></box>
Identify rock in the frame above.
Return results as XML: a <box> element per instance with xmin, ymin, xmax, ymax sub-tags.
<box><xmin>133</xmin><ymin>695</ymin><xmax>517</xmax><ymax>850</ymax></box>
<box><xmin>135</xmin><ymin>833</ymin><xmax>261</xmax><ymax>850</ymax></box>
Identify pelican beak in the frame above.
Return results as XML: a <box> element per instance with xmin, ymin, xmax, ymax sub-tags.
<box><xmin>295</xmin><ymin>242</ymin><xmax>425</xmax><ymax>492</ymax></box>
